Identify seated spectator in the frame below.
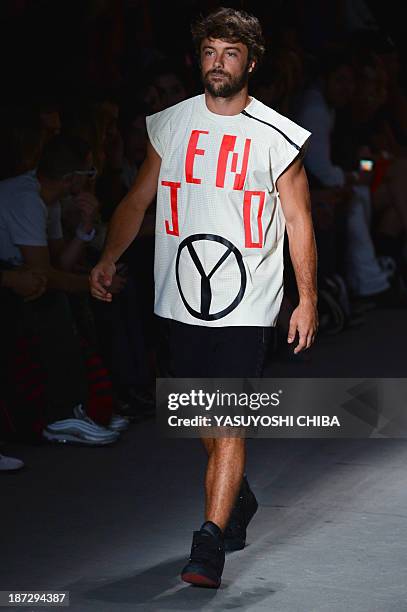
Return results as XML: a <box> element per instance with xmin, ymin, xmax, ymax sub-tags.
<box><xmin>0</xmin><ymin>135</ymin><xmax>126</xmax><ymax>443</ymax></box>
<box><xmin>63</xmin><ymin>98</ymin><xmax>128</xmax><ymax>225</ymax></box>
<box><xmin>62</xmin><ymin>102</ymin><xmax>155</xmax><ymax>416</ymax></box>
<box><xmin>88</xmin><ymin>105</ymin><xmax>156</xmax><ymax>417</ymax></box>
<box><xmin>294</xmin><ymin>50</ymin><xmax>397</xmax><ymax>305</ymax></box>
<box><xmin>0</xmin><ymin>135</ymin><xmax>99</xmax><ymax>284</ymax></box>
<box><xmin>333</xmin><ymin>45</ymin><xmax>407</xmax><ymax>281</ymax></box>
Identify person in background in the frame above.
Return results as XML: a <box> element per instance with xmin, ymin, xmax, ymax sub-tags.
<box><xmin>0</xmin><ymin>135</ymin><xmax>125</xmax><ymax>443</ymax></box>
<box><xmin>295</xmin><ymin>50</ymin><xmax>395</xmax><ymax>305</ymax></box>
<box><xmin>0</xmin><ymin>267</ymin><xmax>47</xmax><ymax>470</ymax></box>
<box><xmin>332</xmin><ymin>44</ymin><xmax>407</xmax><ymax>288</ymax></box>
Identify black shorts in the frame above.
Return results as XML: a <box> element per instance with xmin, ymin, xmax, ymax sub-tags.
<box><xmin>156</xmin><ymin>315</ymin><xmax>274</xmax><ymax>378</ymax></box>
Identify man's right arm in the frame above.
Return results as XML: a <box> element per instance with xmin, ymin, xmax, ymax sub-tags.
<box><xmin>90</xmin><ymin>140</ymin><xmax>161</xmax><ymax>301</ymax></box>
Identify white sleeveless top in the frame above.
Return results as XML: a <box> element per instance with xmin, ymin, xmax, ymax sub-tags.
<box><xmin>146</xmin><ymin>94</ymin><xmax>311</xmax><ymax>327</ymax></box>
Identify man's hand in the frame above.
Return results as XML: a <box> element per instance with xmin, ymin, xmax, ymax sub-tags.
<box><xmin>2</xmin><ymin>269</ymin><xmax>47</xmax><ymax>301</ymax></box>
<box><xmin>89</xmin><ymin>260</ymin><xmax>117</xmax><ymax>302</ymax></box>
<box><xmin>74</xmin><ymin>192</ymin><xmax>99</xmax><ymax>232</ymax></box>
<box><xmin>287</xmin><ymin>300</ymin><xmax>319</xmax><ymax>354</ymax></box>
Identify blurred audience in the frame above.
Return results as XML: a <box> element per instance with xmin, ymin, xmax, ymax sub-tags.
<box><xmin>1</xmin><ymin>1</ymin><xmax>407</xmax><ymax>464</ymax></box>
<box><xmin>0</xmin><ymin>135</ymin><xmax>128</xmax><ymax>448</ymax></box>
<box><xmin>294</xmin><ymin>49</ymin><xmax>404</xmax><ymax>309</ymax></box>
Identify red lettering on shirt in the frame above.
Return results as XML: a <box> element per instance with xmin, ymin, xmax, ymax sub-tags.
<box><xmin>216</xmin><ymin>135</ymin><xmax>251</xmax><ymax>190</ymax></box>
<box><xmin>243</xmin><ymin>190</ymin><xmax>266</xmax><ymax>248</ymax></box>
<box><xmin>161</xmin><ymin>181</ymin><xmax>181</xmax><ymax>236</ymax></box>
<box><xmin>185</xmin><ymin>130</ymin><xmax>209</xmax><ymax>184</ymax></box>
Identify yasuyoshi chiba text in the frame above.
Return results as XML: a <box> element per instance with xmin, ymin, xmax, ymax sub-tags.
<box><xmin>168</xmin><ymin>415</ymin><xmax>341</xmax><ymax>427</ymax></box>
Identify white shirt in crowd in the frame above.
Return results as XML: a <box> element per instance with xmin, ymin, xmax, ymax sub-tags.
<box><xmin>146</xmin><ymin>93</ymin><xmax>311</xmax><ymax>327</ymax></box>
<box><xmin>295</xmin><ymin>85</ymin><xmax>345</xmax><ymax>187</ymax></box>
<box><xmin>0</xmin><ymin>171</ymin><xmax>62</xmax><ymax>266</ymax></box>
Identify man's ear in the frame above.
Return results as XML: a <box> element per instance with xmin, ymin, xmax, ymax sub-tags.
<box><xmin>248</xmin><ymin>60</ymin><xmax>256</xmax><ymax>73</ymax></box>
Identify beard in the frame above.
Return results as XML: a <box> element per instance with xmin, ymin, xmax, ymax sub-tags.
<box><xmin>202</xmin><ymin>63</ymin><xmax>250</xmax><ymax>98</ymax></box>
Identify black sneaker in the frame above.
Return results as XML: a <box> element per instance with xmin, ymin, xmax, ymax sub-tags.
<box><xmin>223</xmin><ymin>476</ymin><xmax>258</xmax><ymax>552</ymax></box>
<box><xmin>181</xmin><ymin>522</ymin><xmax>225</xmax><ymax>588</ymax></box>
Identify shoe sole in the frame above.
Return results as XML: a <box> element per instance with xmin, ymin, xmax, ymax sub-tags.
<box><xmin>181</xmin><ymin>572</ymin><xmax>220</xmax><ymax>588</ymax></box>
<box><xmin>42</xmin><ymin>430</ymin><xmax>117</xmax><ymax>446</ymax></box>
<box><xmin>47</xmin><ymin>420</ymin><xmax>118</xmax><ymax>438</ymax></box>
<box><xmin>46</xmin><ymin>420</ymin><xmax>118</xmax><ymax>441</ymax></box>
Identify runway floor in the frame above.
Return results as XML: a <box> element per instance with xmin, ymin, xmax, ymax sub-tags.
<box><xmin>2</xmin><ymin>306</ymin><xmax>407</xmax><ymax>611</ymax></box>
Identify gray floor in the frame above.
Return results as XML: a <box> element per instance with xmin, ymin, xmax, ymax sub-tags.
<box><xmin>2</xmin><ymin>307</ymin><xmax>407</xmax><ymax>611</ymax></box>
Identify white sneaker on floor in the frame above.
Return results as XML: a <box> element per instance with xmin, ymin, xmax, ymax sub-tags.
<box><xmin>43</xmin><ymin>407</ymin><xmax>119</xmax><ymax>446</ymax></box>
<box><xmin>0</xmin><ymin>453</ymin><xmax>24</xmax><ymax>471</ymax></box>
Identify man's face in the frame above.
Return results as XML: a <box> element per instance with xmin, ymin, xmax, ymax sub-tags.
<box><xmin>62</xmin><ymin>152</ymin><xmax>95</xmax><ymax>197</ymax></box>
<box><xmin>200</xmin><ymin>37</ymin><xmax>254</xmax><ymax>98</ymax></box>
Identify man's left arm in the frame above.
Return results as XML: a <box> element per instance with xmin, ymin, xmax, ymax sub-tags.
<box><xmin>276</xmin><ymin>153</ymin><xmax>318</xmax><ymax>353</ymax></box>
<box><xmin>49</xmin><ymin>236</ymin><xmax>88</xmax><ymax>271</ymax></box>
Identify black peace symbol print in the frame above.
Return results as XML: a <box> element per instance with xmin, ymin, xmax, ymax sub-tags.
<box><xmin>175</xmin><ymin>233</ymin><xmax>247</xmax><ymax>321</ymax></box>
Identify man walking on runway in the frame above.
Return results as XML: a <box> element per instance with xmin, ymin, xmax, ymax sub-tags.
<box><xmin>90</xmin><ymin>7</ymin><xmax>318</xmax><ymax>588</ymax></box>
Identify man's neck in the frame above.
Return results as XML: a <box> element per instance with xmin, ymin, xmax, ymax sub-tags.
<box><xmin>204</xmin><ymin>87</ymin><xmax>251</xmax><ymax>116</ymax></box>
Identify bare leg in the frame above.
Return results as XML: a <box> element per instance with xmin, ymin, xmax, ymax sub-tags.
<box><xmin>203</xmin><ymin>437</ymin><xmax>246</xmax><ymax>531</ymax></box>
<box><xmin>201</xmin><ymin>437</ymin><xmax>214</xmax><ymax>455</ymax></box>
<box><xmin>201</xmin><ymin>438</ymin><xmax>215</xmax><ymax>518</ymax></box>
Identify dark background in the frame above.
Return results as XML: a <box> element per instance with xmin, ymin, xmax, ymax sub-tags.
<box><xmin>0</xmin><ymin>0</ymin><xmax>406</xmax><ymax>101</ymax></box>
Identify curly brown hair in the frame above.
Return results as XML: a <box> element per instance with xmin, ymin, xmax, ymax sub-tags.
<box><xmin>191</xmin><ymin>7</ymin><xmax>265</xmax><ymax>70</ymax></box>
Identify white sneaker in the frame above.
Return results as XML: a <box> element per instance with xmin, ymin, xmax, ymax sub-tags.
<box><xmin>43</xmin><ymin>406</ymin><xmax>119</xmax><ymax>446</ymax></box>
<box><xmin>0</xmin><ymin>453</ymin><xmax>24</xmax><ymax>471</ymax></box>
